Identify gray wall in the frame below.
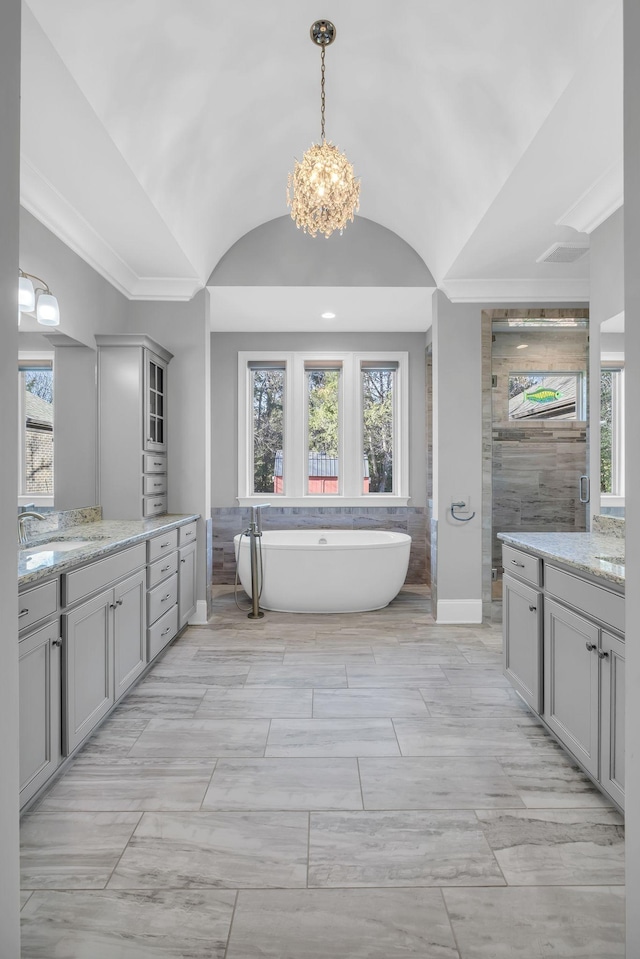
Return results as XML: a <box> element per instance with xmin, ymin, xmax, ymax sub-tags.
<box><xmin>209</xmin><ymin>215</ymin><xmax>435</xmax><ymax>287</ymax></box>
<box><xmin>211</xmin><ymin>331</ymin><xmax>427</xmax><ymax>507</ymax></box>
<box><xmin>431</xmin><ymin>292</ymin><xmax>483</xmax><ymax>620</ymax></box>
<box><xmin>20</xmin><ymin>208</ymin><xmax>129</xmax><ymax>348</ymax></box>
<box><xmin>129</xmin><ymin>294</ymin><xmax>211</xmax><ymax>603</ymax></box>
<box><xmin>53</xmin><ymin>342</ymin><xmax>99</xmax><ymax>509</ymax></box>
<box><xmin>0</xmin><ymin>0</ymin><xmax>22</xmax><ymax>951</ymax></box>
<box><xmin>624</xmin><ymin>0</ymin><xmax>640</xmax><ymax>948</ymax></box>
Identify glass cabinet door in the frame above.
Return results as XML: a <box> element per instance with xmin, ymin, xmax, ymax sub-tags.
<box><xmin>144</xmin><ymin>350</ymin><xmax>167</xmax><ymax>452</ymax></box>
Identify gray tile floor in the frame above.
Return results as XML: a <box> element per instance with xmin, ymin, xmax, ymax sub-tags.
<box><xmin>20</xmin><ymin>586</ymin><xmax>625</xmax><ymax>957</ymax></box>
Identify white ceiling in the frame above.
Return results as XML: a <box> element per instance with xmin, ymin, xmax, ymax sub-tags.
<box><xmin>21</xmin><ymin>0</ymin><xmax>622</xmax><ymax>316</ymax></box>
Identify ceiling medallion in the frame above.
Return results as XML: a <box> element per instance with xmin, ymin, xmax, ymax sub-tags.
<box><xmin>287</xmin><ymin>20</ymin><xmax>360</xmax><ymax>238</ymax></box>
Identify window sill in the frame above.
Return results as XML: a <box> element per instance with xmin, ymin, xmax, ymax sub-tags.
<box><xmin>600</xmin><ymin>495</ymin><xmax>625</xmax><ymax>508</ymax></box>
<box><xmin>237</xmin><ymin>495</ymin><xmax>410</xmax><ymax>509</ymax></box>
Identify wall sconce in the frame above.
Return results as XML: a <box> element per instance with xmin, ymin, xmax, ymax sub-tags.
<box><xmin>18</xmin><ymin>269</ymin><xmax>60</xmax><ymax>327</ymax></box>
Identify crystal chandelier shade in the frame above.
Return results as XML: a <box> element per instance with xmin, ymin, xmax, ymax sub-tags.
<box><xmin>287</xmin><ymin>21</ymin><xmax>360</xmax><ymax>238</ymax></box>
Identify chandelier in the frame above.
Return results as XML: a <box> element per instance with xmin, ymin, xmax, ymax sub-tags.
<box><xmin>287</xmin><ymin>20</ymin><xmax>360</xmax><ymax>238</ymax></box>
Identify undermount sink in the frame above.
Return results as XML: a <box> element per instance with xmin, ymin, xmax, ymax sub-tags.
<box><xmin>596</xmin><ymin>554</ymin><xmax>625</xmax><ymax>565</ymax></box>
<box><xmin>20</xmin><ymin>540</ymin><xmax>95</xmax><ymax>557</ymax></box>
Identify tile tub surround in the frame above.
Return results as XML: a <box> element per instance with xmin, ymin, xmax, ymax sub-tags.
<box><xmin>20</xmin><ymin>585</ymin><xmax>625</xmax><ymax>957</ymax></box>
<box><xmin>18</xmin><ymin>512</ymin><xmax>200</xmax><ymax>587</ymax></box>
<box><xmin>211</xmin><ymin>506</ymin><xmax>428</xmax><ymax>585</ymax></box>
<box><xmin>497</xmin><ymin>529</ymin><xmax>625</xmax><ymax>586</ymax></box>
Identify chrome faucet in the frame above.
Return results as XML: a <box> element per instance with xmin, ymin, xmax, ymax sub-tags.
<box><xmin>17</xmin><ymin>511</ymin><xmax>46</xmax><ymax>546</ymax></box>
<box><xmin>250</xmin><ymin>503</ymin><xmax>271</xmax><ymax>536</ymax></box>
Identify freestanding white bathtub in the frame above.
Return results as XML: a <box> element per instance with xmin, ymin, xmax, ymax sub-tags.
<box><xmin>234</xmin><ymin>529</ymin><xmax>411</xmax><ymax>613</ymax></box>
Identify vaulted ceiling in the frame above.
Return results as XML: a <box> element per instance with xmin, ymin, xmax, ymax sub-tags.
<box><xmin>21</xmin><ymin>0</ymin><xmax>622</xmax><ymax>307</ymax></box>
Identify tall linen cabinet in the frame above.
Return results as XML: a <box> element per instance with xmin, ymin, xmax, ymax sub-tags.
<box><xmin>97</xmin><ymin>335</ymin><xmax>173</xmax><ymax>519</ymax></box>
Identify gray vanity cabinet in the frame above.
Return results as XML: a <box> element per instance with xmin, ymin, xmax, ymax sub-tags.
<box><xmin>502</xmin><ymin>574</ymin><xmax>542</xmax><ymax>712</ymax></box>
<box><xmin>600</xmin><ymin>630</ymin><xmax>625</xmax><ymax>808</ymax></box>
<box><xmin>19</xmin><ymin>619</ymin><xmax>61</xmax><ymax>806</ymax></box>
<box><xmin>63</xmin><ymin>589</ymin><xmax>114</xmax><ymax>754</ymax></box>
<box><xmin>544</xmin><ymin>599</ymin><xmax>600</xmax><ymax>778</ymax></box>
<box><xmin>97</xmin><ymin>335</ymin><xmax>173</xmax><ymax>520</ymax></box>
<box><xmin>113</xmin><ymin>569</ymin><xmax>147</xmax><ymax>701</ymax></box>
<box><xmin>63</xmin><ymin>569</ymin><xmax>147</xmax><ymax>753</ymax></box>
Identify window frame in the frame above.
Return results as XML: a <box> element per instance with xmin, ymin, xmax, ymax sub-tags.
<box><xmin>18</xmin><ymin>352</ymin><xmax>55</xmax><ymax>508</ymax></box>
<box><xmin>238</xmin><ymin>351</ymin><xmax>409</xmax><ymax>507</ymax></box>
<box><xmin>600</xmin><ymin>359</ymin><xmax>625</xmax><ymax>505</ymax></box>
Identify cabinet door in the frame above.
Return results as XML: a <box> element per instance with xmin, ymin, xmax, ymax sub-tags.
<box><xmin>114</xmin><ymin>570</ymin><xmax>147</xmax><ymax>701</ymax></box>
<box><xmin>502</xmin><ymin>574</ymin><xmax>542</xmax><ymax>712</ymax></box>
<box><xmin>63</xmin><ymin>590</ymin><xmax>114</xmax><ymax>754</ymax></box>
<box><xmin>544</xmin><ymin>599</ymin><xmax>599</xmax><ymax>777</ymax></box>
<box><xmin>600</xmin><ymin>630</ymin><xmax>625</xmax><ymax>809</ymax></box>
<box><xmin>178</xmin><ymin>540</ymin><xmax>197</xmax><ymax>630</ymax></box>
<box><xmin>19</xmin><ymin>621</ymin><xmax>61</xmax><ymax>806</ymax></box>
<box><xmin>144</xmin><ymin>350</ymin><xmax>167</xmax><ymax>453</ymax></box>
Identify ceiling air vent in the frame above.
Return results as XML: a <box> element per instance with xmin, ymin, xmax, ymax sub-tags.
<box><xmin>536</xmin><ymin>242</ymin><xmax>589</xmax><ymax>264</ymax></box>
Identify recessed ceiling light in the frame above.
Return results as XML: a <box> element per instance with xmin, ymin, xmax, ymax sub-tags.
<box><xmin>516</xmin><ymin>343</ymin><xmax>529</xmax><ymax>349</ymax></box>
<box><xmin>321</xmin><ymin>312</ymin><xmax>336</xmax><ymax>319</ymax></box>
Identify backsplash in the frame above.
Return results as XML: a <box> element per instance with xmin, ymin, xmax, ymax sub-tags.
<box><xmin>19</xmin><ymin>506</ymin><xmax>103</xmax><ymax>542</ymax></box>
<box><xmin>211</xmin><ymin>506</ymin><xmax>428</xmax><ymax>585</ymax></box>
<box><xmin>592</xmin><ymin>515</ymin><xmax>625</xmax><ymax>539</ymax></box>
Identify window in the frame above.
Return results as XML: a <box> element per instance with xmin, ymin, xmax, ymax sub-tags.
<box><xmin>601</xmin><ymin>364</ymin><xmax>624</xmax><ymax>500</ymax></box>
<box><xmin>239</xmin><ymin>352</ymin><xmax>409</xmax><ymax>506</ymax></box>
<box><xmin>18</xmin><ymin>355</ymin><xmax>54</xmax><ymax>506</ymax></box>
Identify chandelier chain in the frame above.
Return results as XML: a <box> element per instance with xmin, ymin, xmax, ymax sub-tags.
<box><xmin>320</xmin><ymin>44</ymin><xmax>326</xmax><ymax>141</ymax></box>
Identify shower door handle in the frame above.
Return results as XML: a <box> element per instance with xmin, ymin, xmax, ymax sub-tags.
<box><xmin>579</xmin><ymin>475</ymin><xmax>590</xmax><ymax>504</ymax></box>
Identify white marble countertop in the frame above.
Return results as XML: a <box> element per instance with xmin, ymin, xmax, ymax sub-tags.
<box><xmin>18</xmin><ymin>514</ymin><xmax>200</xmax><ymax>588</ymax></box>
<box><xmin>497</xmin><ymin>531</ymin><xmax>625</xmax><ymax>588</ymax></box>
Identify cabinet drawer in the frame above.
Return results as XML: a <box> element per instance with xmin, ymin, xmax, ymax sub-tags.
<box><xmin>144</xmin><ymin>474</ymin><xmax>167</xmax><ymax>496</ymax></box>
<box><xmin>148</xmin><ymin>573</ymin><xmax>178</xmax><ymax>626</ymax></box>
<box><xmin>62</xmin><ymin>544</ymin><xmax>146</xmax><ymax>607</ymax></box>
<box><xmin>18</xmin><ymin>580</ymin><xmax>58</xmax><ymax>634</ymax></box>
<box><xmin>144</xmin><ymin>495</ymin><xmax>167</xmax><ymax>517</ymax></box>
<box><xmin>179</xmin><ymin>522</ymin><xmax>197</xmax><ymax>547</ymax></box>
<box><xmin>147</xmin><ymin>528</ymin><xmax>178</xmax><ymax>563</ymax></box>
<box><xmin>144</xmin><ymin>453</ymin><xmax>167</xmax><ymax>474</ymax></box>
<box><xmin>148</xmin><ymin>550</ymin><xmax>179</xmax><ymax>589</ymax></box>
<box><xmin>502</xmin><ymin>545</ymin><xmax>541</xmax><ymax>587</ymax></box>
<box><xmin>545</xmin><ymin>565</ymin><xmax>624</xmax><ymax>633</ymax></box>
<box><xmin>148</xmin><ymin>604</ymin><xmax>178</xmax><ymax>660</ymax></box>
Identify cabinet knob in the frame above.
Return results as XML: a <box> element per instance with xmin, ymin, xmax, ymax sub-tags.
<box><xmin>109</xmin><ymin>603</ymin><xmax>117</xmax><ymax>609</ymax></box>
<box><xmin>528</xmin><ymin>605</ymin><xmax>536</xmax><ymax>612</ymax></box>
<box><xmin>585</xmin><ymin>642</ymin><xmax>597</xmax><ymax>652</ymax></box>
<box><xmin>597</xmin><ymin>649</ymin><xmax>610</xmax><ymax>659</ymax></box>
<box><xmin>181</xmin><ymin>558</ymin><xmax>186</xmax><ymax>564</ymax></box>
<box><xmin>52</xmin><ymin>638</ymin><xmax>62</xmax><ymax>647</ymax></box>
<box><xmin>116</xmin><ymin>598</ymin><xmax>123</xmax><ymax>606</ymax></box>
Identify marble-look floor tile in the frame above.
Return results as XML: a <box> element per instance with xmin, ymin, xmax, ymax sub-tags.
<box><xmin>196</xmin><ymin>688</ymin><xmax>313</xmax><ymax>718</ymax></box>
<box><xmin>226</xmin><ymin>888</ymin><xmax>459</xmax><ymax>959</ymax></box>
<box><xmin>20</xmin><ymin>890</ymin><xmax>33</xmax><ymax>910</ymax></box>
<box><xmin>21</xmin><ymin>811</ymin><xmax>141</xmax><ymax>889</ymax></box>
<box><xmin>443</xmin><ymin>886</ymin><xmax>625</xmax><ymax>958</ymax></box>
<box><xmin>346</xmin><ymin>665</ymin><xmax>448</xmax><ymax>687</ymax></box>
<box><xmin>392</xmin><ymin>718</ymin><xmax>542</xmax><ymax>757</ymax></box>
<box><xmin>313</xmin><ymin>688</ymin><xmax>430</xmax><ymax>718</ymax></box>
<box><xmin>20</xmin><ymin>889</ymin><xmax>237</xmax><ymax>958</ymax></box>
<box><xmin>266</xmin><ymin>719</ymin><xmax>401</xmax><ymax>757</ymax></box>
<box><xmin>308</xmin><ymin>811</ymin><xmax>504</xmax><ymax>887</ymax></box>
<box><xmin>419</xmin><ymin>685</ymin><xmax>531</xmax><ymax>719</ymax></box>
<box><xmin>477</xmin><ymin>808</ymin><xmax>625</xmax><ymax>885</ymax></box>
<box><xmin>37</xmin><ymin>760</ymin><xmax>215</xmax><ymax>811</ymax></box>
<box><xmin>127</xmin><ymin>718</ymin><xmax>269</xmax><ymax>758</ymax></box>
<box><xmin>109</xmin><ymin>811</ymin><xmax>308</xmax><ymax>889</ymax></box>
<box><xmin>498</xmin><ymin>756</ymin><xmax>615</xmax><ymax>809</ymax></box>
<box><xmin>73</xmin><ymin>720</ymin><xmax>149</xmax><ymax>763</ymax></box>
<box><xmin>283</xmin><ymin>649</ymin><xmax>376</xmax><ymax>665</ymax></box>
<box><xmin>245</xmin><ymin>665</ymin><xmax>347</xmax><ymax>687</ymax></box>
<box><xmin>372</xmin><ymin>647</ymin><xmax>467</xmax><ymax>665</ymax></box>
<box><xmin>191</xmin><ymin>649</ymin><xmax>286</xmax><ymax>666</ymax></box>
<box><xmin>203</xmin><ymin>758</ymin><xmax>363</xmax><ymax>810</ymax></box>
<box><xmin>146</xmin><ymin>662</ymin><xmax>250</xmax><ymax>686</ymax></box>
<box><xmin>359</xmin><ymin>757</ymin><xmax>524</xmax><ymax>809</ymax></box>
<box><xmin>114</xmin><ymin>684</ymin><xmax>207</xmax><ymax>719</ymax></box>
<box><xmin>441</xmin><ymin>667</ymin><xmax>510</xmax><ymax>687</ymax></box>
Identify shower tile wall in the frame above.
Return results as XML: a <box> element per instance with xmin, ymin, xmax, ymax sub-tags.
<box><xmin>491</xmin><ymin>328</ymin><xmax>589</xmax><ymax>578</ymax></box>
<box><xmin>211</xmin><ymin>508</ymin><xmax>428</xmax><ymax>586</ymax></box>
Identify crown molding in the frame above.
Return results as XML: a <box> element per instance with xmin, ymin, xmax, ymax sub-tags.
<box><xmin>20</xmin><ymin>157</ymin><xmax>202</xmax><ymax>301</ymax></box>
<box><xmin>440</xmin><ymin>278</ymin><xmax>590</xmax><ymax>303</ymax></box>
<box><xmin>556</xmin><ymin>160</ymin><xmax>624</xmax><ymax>235</ymax></box>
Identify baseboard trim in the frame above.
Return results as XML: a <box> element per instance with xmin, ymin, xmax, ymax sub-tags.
<box><xmin>189</xmin><ymin>600</ymin><xmax>209</xmax><ymax>626</ymax></box>
<box><xmin>436</xmin><ymin>599</ymin><xmax>483</xmax><ymax>624</ymax></box>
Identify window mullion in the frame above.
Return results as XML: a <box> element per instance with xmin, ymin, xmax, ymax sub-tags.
<box><xmin>289</xmin><ymin>355</ymin><xmax>305</xmax><ymax>499</ymax></box>
<box><xmin>343</xmin><ymin>354</ymin><xmax>359</xmax><ymax>498</ymax></box>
